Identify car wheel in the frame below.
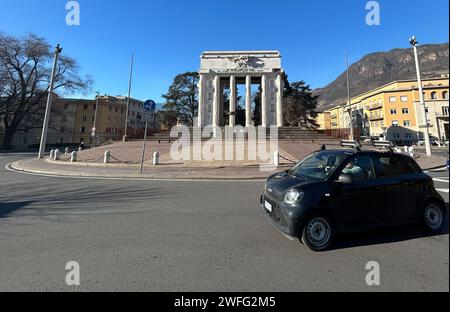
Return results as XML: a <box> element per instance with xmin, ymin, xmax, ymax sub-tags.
<box><xmin>423</xmin><ymin>202</ymin><xmax>446</xmax><ymax>233</ymax></box>
<box><xmin>301</xmin><ymin>214</ymin><xmax>335</xmax><ymax>251</ymax></box>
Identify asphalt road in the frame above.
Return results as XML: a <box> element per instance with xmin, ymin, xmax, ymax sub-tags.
<box><xmin>0</xmin><ymin>154</ymin><xmax>448</xmax><ymax>292</ymax></box>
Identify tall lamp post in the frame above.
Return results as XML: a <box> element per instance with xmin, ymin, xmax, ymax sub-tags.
<box><xmin>123</xmin><ymin>53</ymin><xmax>134</xmax><ymax>141</ymax></box>
<box><xmin>92</xmin><ymin>91</ymin><xmax>100</xmax><ymax>147</ymax></box>
<box><xmin>38</xmin><ymin>44</ymin><xmax>62</xmax><ymax>159</ymax></box>
<box><xmin>345</xmin><ymin>50</ymin><xmax>354</xmax><ymax>141</ymax></box>
<box><xmin>410</xmin><ymin>36</ymin><xmax>432</xmax><ymax>156</ymax></box>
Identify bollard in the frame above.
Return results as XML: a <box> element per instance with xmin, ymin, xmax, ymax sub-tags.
<box><xmin>54</xmin><ymin>149</ymin><xmax>61</xmax><ymax>161</ymax></box>
<box><xmin>273</xmin><ymin>150</ymin><xmax>280</xmax><ymax>166</ymax></box>
<box><xmin>65</xmin><ymin>147</ymin><xmax>70</xmax><ymax>154</ymax></box>
<box><xmin>409</xmin><ymin>146</ymin><xmax>415</xmax><ymax>158</ymax></box>
<box><xmin>71</xmin><ymin>151</ymin><xmax>77</xmax><ymax>162</ymax></box>
<box><xmin>104</xmin><ymin>150</ymin><xmax>111</xmax><ymax>164</ymax></box>
<box><xmin>153</xmin><ymin>151</ymin><xmax>160</xmax><ymax>166</ymax></box>
<box><xmin>49</xmin><ymin>149</ymin><xmax>55</xmax><ymax>160</ymax></box>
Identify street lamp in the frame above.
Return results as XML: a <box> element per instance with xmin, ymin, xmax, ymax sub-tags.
<box><xmin>345</xmin><ymin>50</ymin><xmax>354</xmax><ymax>141</ymax></box>
<box><xmin>38</xmin><ymin>44</ymin><xmax>62</xmax><ymax>159</ymax></box>
<box><xmin>92</xmin><ymin>91</ymin><xmax>100</xmax><ymax>147</ymax></box>
<box><xmin>410</xmin><ymin>36</ymin><xmax>432</xmax><ymax>156</ymax></box>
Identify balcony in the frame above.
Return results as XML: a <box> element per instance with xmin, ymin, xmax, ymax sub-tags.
<box><xmin>369</xmin><ymin>115</ymin><xmax>384</xmax><ymax>121</ymax></box>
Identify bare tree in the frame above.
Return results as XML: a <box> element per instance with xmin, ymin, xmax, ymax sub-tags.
<box><xmin>0</xmin><ymin>33</ymin><xmax>92</xmax><ymax>147</ymax></box>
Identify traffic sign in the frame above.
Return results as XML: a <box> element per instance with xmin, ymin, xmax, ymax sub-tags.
<box><xmin>144</xmin><ymin>100</ymin><xmax>156</xmax><ymax>112</ymax></box>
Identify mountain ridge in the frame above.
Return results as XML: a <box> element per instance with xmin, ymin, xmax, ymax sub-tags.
<box><xmin>314</xmin><ymin>43</ymin><xmax>449</xmax><ymax>111</ymax></box>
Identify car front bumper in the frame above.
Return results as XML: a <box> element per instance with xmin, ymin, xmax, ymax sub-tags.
<box><xmin>260</xmin><ymin>194</ymin><xmax>300</xmax><ymax>239</ymax></box>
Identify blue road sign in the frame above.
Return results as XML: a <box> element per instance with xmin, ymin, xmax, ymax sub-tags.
<box><xmin>144</xmin><ymin>100</ymin><xmax>156</xmax><ymax>112</ymax></box>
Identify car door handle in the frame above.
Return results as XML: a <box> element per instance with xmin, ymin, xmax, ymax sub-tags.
<box><xmin>404</xmin><ymin>182</ymin><xmax>415</xmax><ymax>187</ymax></box>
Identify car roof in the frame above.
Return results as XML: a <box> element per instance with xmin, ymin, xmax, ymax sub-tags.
<box><xmin>316</xmin><ymin>148</ymin><xmax>411</xmax><ymax>158</ymax></box>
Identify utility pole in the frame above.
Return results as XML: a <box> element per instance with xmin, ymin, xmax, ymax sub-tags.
<box><xmin>38</xmin><ymin>44</ymin><xmax>62</xmax><ymax>159</ymax></box>
<box><xmin>410</xmin><ymin>36</ymin><xmax>432</xmax><ymax>156</ymax></box>
<box><xmin>123</xmin><ymin>53</ymin><xmax>134</xmax><ymax>141</ymax></box>
<box><xmin>92</xmin><ymin>91</ymin><xmax>100</xmax><ymax>147</ymax></box>
<box><xmin>345</xmin><ymin>50</ymin><xmax>354</xmax><ymax>141</ymax></box>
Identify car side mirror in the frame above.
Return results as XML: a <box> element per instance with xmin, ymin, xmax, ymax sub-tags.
<box><xmin>336</xmin><ymin>173</ymin><xmax>353</xmax><ymax>184</ymax></box>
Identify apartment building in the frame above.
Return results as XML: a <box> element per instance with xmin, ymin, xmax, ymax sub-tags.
<box><xmin>317</xmin><ymin>77</ymin><xmax>449</xmax><ymax>144</ymax></box>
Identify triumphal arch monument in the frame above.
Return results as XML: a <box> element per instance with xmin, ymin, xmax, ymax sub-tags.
<box><xmin>197</xmin><ymin>51</ymin><xmax>284</xmax><ymax>128</ymax></box>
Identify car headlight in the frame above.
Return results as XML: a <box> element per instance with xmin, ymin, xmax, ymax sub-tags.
<box><xmin>283</xmin><ymin>189</ymin><xmax>304</xmax><ymax>205</ymax></box>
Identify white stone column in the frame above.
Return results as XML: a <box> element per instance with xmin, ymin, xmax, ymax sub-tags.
<box><xmin>261</xmin><ymin>75</ymin><xmax>268</xmax><ymax>127</ymax></box>
<box><xmin>197</xmin><ymin>74</ymin><xmax>204</xmax><ymax>128</ymax></box>
<box><xmin>229</xmin><ymin>75</ymin><xmax>236</xmax><ymax>127</ymax></box>
<box><xmin>276</xmin><ymin>74</ymin><xmax>283</xmax><ymax>127</ymax></box>
<box><xmin>212</xmin><ymin>75</ymin><xmax>219</xmax><ymax>127</ymax></box>
<box><xmin>245</xmin><ymin>75</ymin><xmax>252</xmax><ymax>127</ymax></box>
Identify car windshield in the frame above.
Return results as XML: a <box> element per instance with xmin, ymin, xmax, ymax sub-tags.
<box><xmin>289</xmin><ymin>151</ymin><xmax>348</xmax><ymax>181</ymax></box>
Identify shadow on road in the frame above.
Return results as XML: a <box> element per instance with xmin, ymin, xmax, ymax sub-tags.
<box><xmin>0</xmin><ymin>201</ymin><xmax>34</xmax><ymax>219</ymax></box>
<box><xmin>332</xmin><ymin>203</ymin><xmax>449</xmax><ymax>250</ymax></box>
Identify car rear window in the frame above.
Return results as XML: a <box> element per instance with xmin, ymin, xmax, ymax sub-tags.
<box><xmin>373</xmin><ymin>155</ymin><xmax>417</xmax><ymax>177</ymax></box>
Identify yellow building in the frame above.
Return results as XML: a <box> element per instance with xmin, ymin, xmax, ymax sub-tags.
<box><xmin>320</xmin><ymin>77</ymin><xmax>449</xmax><ymax>144</ymax></box>
<box><xmin>316</xmin><ymin>111</ymin><xmax>331</xmax><ymax>130</ymax></box>
<box><xmin>71</xmin><ymin>95</ymin><xmax>145</xmax><ymax>145</ymax></box>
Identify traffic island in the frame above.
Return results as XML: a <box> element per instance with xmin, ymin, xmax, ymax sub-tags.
<box><xmin>7</xmin><ymin>140</ymin><xmax>447</xmax><ymax>181</ymax></box>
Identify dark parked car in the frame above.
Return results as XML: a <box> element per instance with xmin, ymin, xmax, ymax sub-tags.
<box><xmin>261</xmin><ymin>147</ymin><xmax>447</xmax><ymax>251</ymax></box>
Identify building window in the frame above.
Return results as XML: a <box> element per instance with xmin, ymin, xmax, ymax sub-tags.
<box><xmin>92</xmin><ymin>116</ymin><xmax>95</xmax><ymax>122</ymax></box>
<box><xmin>83</xmin><ymin>104</ymin><xmax>88</xmax><ymax>110</ymax></box>
<box><xmin>109</xmin><ymin>106</ymin><xmax>112</xmax><ymax>112</ymax></box>
<box><xmin>402</xmin><ymin>108</ymin><xmax>409</xmax><ymax>114</ymax></box>
<box><xmin>61</xmin><ymin>115</ymin><xmax>67</xmax><ymax>122</ymax></box>
<box><xmin>393</xmin><ymin>133</ymin><xmax>401</xmax><ymax>139</ymax></box>
<box><xmin>390</xmin><ymin>109</ymin><xmax>397</xmax><ymax>115</ymax></box>
<box><xmin>403</xmin><ymin>120</ymin><xmax>411</xmax><ymax>127</ymax></box>
<box><xmin>443</xmin><ymin>107</ymin><xmax>449</xmax><ymax>116</ymax></box>
<box><xmin>64</xmin><ymin>104</ymin><xmax>69</xmax><ymax>110</ymax></box>
<box><xmin>431</xmin><ymin>92</ymin><xmax>438</xmax><ymax>100</ymax></box>
<box><xmin>21</xmin><ymin>138</ymin><xmax>27</xmax><ymax>145</ymax></box>
<box><xmin>405</xmin><ymin>133</ymin><xmax>413</xmax><ymax>139</ymax></box>
<box><xmin>425</xmin><ymin>107</ymin><xmax>429</xmax><ymax>113</ymax></box>
<box><xmin>59</xmin><ymin>138</ymin><xmax>64</xmax><ymax>144</ymax></box>
<box><xmin>82</xmin><ymin>116</ymin><xmax>87</xmax><ymax>121</ymax></box>
<box><xmin>389</xmin><ymin>96</ymin><xmax>396</xmax><ymax>103</ymax></box>
<box><xmin>392</xmin><ymin>120</ymin><xmax>399</xmax><ymax>126</ymax></box>
<box><xmin>443</xmin><ymin>91</ymin><xmax>449</xmax><ymax>100</ymax></box>
<box><xmin>400</xmin><ymin>96</ymin><xmax>408</xmax><ymax>102</ymax></box>
<box><xmin>80</xmin><ymin>127</ymin><xmax>85</xmax><ymax>133</ymax></box>
<box><xmin>115</xmin><ymin>107</ymin><xmax>119</xmax><ymax>113</ymax></box>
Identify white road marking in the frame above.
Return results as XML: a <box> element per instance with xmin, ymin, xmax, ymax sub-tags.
<box><xmin>433</xmin><ymin>178</ymin><xmax>449</xmax><ymax>183</ymax></box>
<box><xmin>436</xmin><ymin>188</ymin><xmax>449</xmax><ymax>193</ymax></box>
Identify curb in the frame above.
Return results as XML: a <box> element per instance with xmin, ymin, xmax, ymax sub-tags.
<box><xmin>7</xmin><ymin>161</ymin><xmax>268</xmax><ymax>182</ymax></box>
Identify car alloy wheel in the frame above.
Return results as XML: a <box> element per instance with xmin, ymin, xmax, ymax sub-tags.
<box><xmin>424</xmin><ymin>204</ymin><xmax>444</xmax><ymax>231</ymax></box>
<box><xmin>306</xmin><ymin>217</ymin><xmax>331</xmax><ymax>249</ymax></box>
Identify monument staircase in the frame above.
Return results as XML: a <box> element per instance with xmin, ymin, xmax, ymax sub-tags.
<box><xmin>146</xmin><ymin>127</ymin><xmax>339</xmax><ymax>142</ymax></box>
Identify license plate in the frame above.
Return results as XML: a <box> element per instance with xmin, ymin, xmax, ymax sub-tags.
<box><xmin>264</xmin><ymin>201</ymin><xmax>273</xmax><ymax>212</ymax></box>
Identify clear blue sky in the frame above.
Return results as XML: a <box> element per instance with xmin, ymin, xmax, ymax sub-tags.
<box><xmin>1</xmin><ymin>0</ymin><xmax>448</xmax><ymax>103</ymax></box>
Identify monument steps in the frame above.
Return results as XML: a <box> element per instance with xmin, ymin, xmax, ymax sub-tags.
<box><xmin>146</xmin><ymin>127</ymin><xmax>338</xmax><ymax>141</ymax></box>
